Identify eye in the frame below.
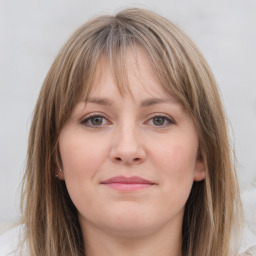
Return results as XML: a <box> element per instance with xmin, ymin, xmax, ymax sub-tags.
<box><xmin>81</xmin><ymin>114</ymin><xmax>110</xmax><ymax>127</ymax></box>
<box><xmin>147</xmin><ymin>115</ymin><xmax>175</xmax><ymax>127</ymax></box>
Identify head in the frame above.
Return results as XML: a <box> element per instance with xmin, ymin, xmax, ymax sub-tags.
<box><xmin>21</xmin><ymin>8</ymin><xmax>242</xmax><ymax>256</ymax></box>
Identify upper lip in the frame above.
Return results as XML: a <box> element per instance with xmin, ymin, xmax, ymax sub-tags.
<box><xmin>101</xmin><ymin>176</ymin><xmax>155</xmax><ymax>184</ymax></box>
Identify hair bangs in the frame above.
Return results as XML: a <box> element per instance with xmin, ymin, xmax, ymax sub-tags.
<box><xmin>75</xmin><ymin>14</ymin><xmax>188</xmax><ymax>107</ymax></box>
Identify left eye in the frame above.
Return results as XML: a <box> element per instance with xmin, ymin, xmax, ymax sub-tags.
<box><xmin>81</xmin><ymin>115</ymin><xmax>109</xmax><ymax>127</ymax></box>
<box><xmin>147</xmin><ymin>116</ymin><xmax>175</xmax><ymax>127</ymax></box>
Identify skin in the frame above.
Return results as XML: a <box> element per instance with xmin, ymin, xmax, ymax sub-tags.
<box><xmin>58</xmin><ymin>49</ymin><xmax>206</xmax><ymax>256</ymax></box>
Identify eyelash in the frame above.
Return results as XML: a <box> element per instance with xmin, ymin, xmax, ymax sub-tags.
<box><xmin>81</xmin><ymin>113</ymin><xmax>176</xmax><ymax>128</ymax></box>
<box><xmin>81</xmin><ymin>113</ymin><xmax>111</xmax><ymax>128</ymax></box>
<box><xmin>145</xmin><ymin>115</ymin><xmax>175</xmax><ymax>127</ymax></box>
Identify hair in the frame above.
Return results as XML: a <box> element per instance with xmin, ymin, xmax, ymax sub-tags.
<box><xmin>20</xmin><ymin>7</ymin><xmax>242</xmax><ymax>256</ymax></box>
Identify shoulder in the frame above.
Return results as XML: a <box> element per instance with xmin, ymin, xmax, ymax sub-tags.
<box><xmin>239</xmin><ymin>245</ymin><xmax>256</xmax><ymax>256</ymax></box>
<box><xmin>238</xmin><ymin>188</ymin><xmax>256</xmax><ymax>256</ymax></box>
<box><xmin>0</xmin><ymin>225</ymin><xmax>27</xmax><ymax>256</ymax></box>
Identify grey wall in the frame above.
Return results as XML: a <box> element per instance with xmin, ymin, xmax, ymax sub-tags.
<box><xmin>1</xmin><ymin>0</ymin><xmax>256</xmax><ymax>224</ymax></box>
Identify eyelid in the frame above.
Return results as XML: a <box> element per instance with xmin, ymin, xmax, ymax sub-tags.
<box><xmin>80</xmin><ymin>112</ymin><xmax>176</xmax><ymax>127</ymax></box>
<box><xmin>144</xmin><ymin>113</ymin><xmax>176</xmax><ymax>126</ymax></box>
<box><xmin>81</xmin><ymin>112</ymin><xmax>107</xmax><ymax>119</ymax></box>
<box><xmin>81</xmin><ymin>112</ymin><xmax>111</xmax><ymax>127</ymax></box>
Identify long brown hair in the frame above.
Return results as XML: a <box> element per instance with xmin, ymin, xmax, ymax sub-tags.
<box><xmin>21</xmin><ymin>8</ymin><xmax>242</xmax><ymax>255</ymax></box>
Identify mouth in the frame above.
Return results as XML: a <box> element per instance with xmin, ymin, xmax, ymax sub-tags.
<box><xmin>100</xmin><ymin>176</ymin><xmax>156</xmax><ymax>192</ymax></box>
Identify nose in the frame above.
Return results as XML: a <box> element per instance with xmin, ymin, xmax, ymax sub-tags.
<box><xmin>109</xmin><ymin>125</ymin><xmax>146</xmax><ymax>166</ymax></box>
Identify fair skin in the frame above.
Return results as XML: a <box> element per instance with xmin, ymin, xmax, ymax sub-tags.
<box><xmin>58</xmin><ymin>49</ymin><xmax>206</xmax><ymax>256</ymax></box>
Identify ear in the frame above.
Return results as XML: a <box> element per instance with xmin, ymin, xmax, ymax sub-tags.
<box><xmin>55</xmin><ymin>166</ymin><xmax>65</xmax><ymax>180</ymax></box>
<box><xmin>58</xmin><ymin>169</ymin><xmax>65</xmax><ymax>180</ymax></box>
<box><xmin>55</xmin><ymin>151</ymin><xmax>65</xmax><ymax>180</ymax></box>
<box><xmin>194</xmin><ymin>157</ymin><xmax>206</xmax><ymax>182</ymax></box>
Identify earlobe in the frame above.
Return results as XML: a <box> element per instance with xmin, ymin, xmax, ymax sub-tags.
<box><xmin>58</xmin><ymin>168</ymin><xmax>65</xmax><ymax>180</ymax></box>
<box><xmin>194</xmin><ymin>159</ymin><xmax>206</xmax><ymax>181</ymax></box>
<box><xmin>194</xmin><ymin>169</ymin><xmax>206</xmax><ymax>181</ymax></box>
<box><xmin>55</xmin><ymin>153</ymin><xmax>65</xmax><ymax>180</ymax></box>
<box><xmin>55</xmin><ymin>167</ymin><xmax>65</xmax><ymax>180</ymax></box>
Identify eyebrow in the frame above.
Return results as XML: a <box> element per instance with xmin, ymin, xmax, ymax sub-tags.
<box><xmin>140</xmin><ymin>98</ymin><xmax>173</xmax><ymax>107</ymax></box>
<box><xmin>86</xmin><ymin>97</ymin><xmax>113</xmax><ymax>106</ymax></box>
<box><xmin>85</xmin><ymin>97</ymin><xmax>174</xmax><ymax>107</ymax></box>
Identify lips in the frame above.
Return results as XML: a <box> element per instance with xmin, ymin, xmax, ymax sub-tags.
<box><xmin>100</xmin><ymin>176</ymin><xmax>156</xmax><ymax>191</ymax></box>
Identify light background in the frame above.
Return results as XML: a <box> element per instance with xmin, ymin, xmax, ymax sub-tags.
<box><xmin>0</xmin><ymin>0</ymin><xmax>256</xmax><ymax>226</ymax></box>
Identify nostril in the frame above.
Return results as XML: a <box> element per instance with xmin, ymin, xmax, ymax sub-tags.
<box><xmin>114</xmin><ymin>157</ymin><xmax>141</xmax><ymax>163</ymax></box>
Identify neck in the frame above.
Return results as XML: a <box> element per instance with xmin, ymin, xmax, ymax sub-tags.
<box><xmin>81</xmin><ymin>221</ymin><xmax>183</xmax><ymax>256</ymax></box>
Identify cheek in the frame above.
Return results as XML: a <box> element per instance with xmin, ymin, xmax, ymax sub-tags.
<box><xmin>152</xmin><ymin>140</ymin><xmax>197</xmax><ymax>204</ymax></box>
<box><xmin>59</xmin><ymin>131</ymin><xmax>111</xmax><ymax>216</ymax></box>
<box><xmin>59</xmin><ymin>131</ymin><xmax>109</xmax><ymax>201</ymax></box>
<box><xmin>154</xmin><ymin>140</ymin><xmax>197</xmax><ymax>175</ymax></box>
<box><xmin>60</xmin><ymin>132</ymin><xmax>106</xmax><ymax>176</ymax></box>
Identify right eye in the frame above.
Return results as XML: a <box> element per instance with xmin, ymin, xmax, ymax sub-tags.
<box><xmin>81</xmin><ymin>114</ymin><xmax>110</xmax><ymax>128</ymax></box>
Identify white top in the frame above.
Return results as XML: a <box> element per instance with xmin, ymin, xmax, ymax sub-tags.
<box><xmin>0</xmin><ymin>225</ymin><xmax>255</xmax><ymax>256</ymax></box>
<box><xmin>0</xmin><ymin>225</ymin><xmax>28</xmax><ymax>256</ymax></box>
<box><xmin>0</xmin><ymin>225</ymin><xmax>24</xmax><ymax>255</ymax></box>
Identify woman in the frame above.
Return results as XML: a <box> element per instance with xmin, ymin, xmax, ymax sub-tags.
<box><xmin>0</xmin><ymin>8</ymin><xmax>245</xmax><ymax>256</ymax></box>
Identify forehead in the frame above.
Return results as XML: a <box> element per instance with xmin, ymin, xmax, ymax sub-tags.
<box><xmin>88</xmin><ymin>47</ymin><xmax>178</xmax><ymax>103</ymax></box>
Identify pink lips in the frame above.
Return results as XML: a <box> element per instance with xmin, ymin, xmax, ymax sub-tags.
<box><xmin>100</xmin><ymin>176</ymin><xmax>155</xmax><ymax>191</ymax></box>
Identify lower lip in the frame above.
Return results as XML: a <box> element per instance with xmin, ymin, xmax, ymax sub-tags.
<box><xmin>102</xmin><ymin>183</ymin><xmax>154</xmax><ymax>191</ymax></box>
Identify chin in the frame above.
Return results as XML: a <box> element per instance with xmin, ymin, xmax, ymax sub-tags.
<box><xmin>103</xmin><ymin>220</ymin><xmax>158</xmax><ymax>239</ymax></box>
<box><xmin>96</xmin><ymin>206</ymin><xmax>178</xmax><ymax>238</ymax></box>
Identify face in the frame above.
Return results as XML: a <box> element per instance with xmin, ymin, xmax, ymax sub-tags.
<box><xmin>59</xmin><ymin>49</ymin><xmax>205</xmax><ymax>239</ymax></box>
